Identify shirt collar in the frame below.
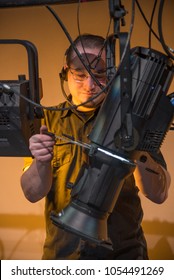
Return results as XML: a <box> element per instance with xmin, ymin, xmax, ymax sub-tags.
<box><xmin>60</xmin><ymin>97</ymin><xmax>100</xmax><ymax>123</ymax></box>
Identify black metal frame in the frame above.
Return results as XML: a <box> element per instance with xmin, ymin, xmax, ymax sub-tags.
<box><xmin>0</xmin><ymin>0</ymin><xmax>102</xmax><ymax>8</ymax></box>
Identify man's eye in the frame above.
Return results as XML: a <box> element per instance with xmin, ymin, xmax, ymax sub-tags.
<box><xmin>94</xmin><ymin>74</ymin><xmax>106</xmax><ymax>80</ymax></box>
<box><xmin>76</xmin><ymin>73</ymin><xmax>86</xmax><ymax>79</ymax></box>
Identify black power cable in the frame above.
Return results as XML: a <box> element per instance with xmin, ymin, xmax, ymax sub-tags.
<box><xmin>158</xmin><ymin>0</ymin><xmax>174</xmax><ymax>60</ymax></box>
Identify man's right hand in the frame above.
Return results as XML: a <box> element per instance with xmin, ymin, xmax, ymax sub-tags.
<box><xmin>29</xmin><ymin>125</ymin><xmax>55</xmax><ymax>162</ymax></box>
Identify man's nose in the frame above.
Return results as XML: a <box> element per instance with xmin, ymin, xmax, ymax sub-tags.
<box><xmin>83</xmin><ymin>75</ymin><xmax>96</xmax><ymax>90</ymax></box>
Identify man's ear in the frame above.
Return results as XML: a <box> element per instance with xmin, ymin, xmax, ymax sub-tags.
<box><xmin>59</xmin><ymin>65</ymin><xmax>68</xmax><ymax>81</ymax></box>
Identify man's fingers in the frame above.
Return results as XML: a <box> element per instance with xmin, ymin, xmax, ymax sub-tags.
<box><xmin>40</xmin><ymin>125</ymin><xmax>48</xmax><ymax>134</ymax></box>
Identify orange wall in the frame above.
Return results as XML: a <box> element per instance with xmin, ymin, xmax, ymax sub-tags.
<box><xmin>0</xmin><ymin>0</ymin><xmax>174</xmax><ymax>259</ymax></box>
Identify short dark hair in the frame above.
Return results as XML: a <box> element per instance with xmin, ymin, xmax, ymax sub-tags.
<box><xmin>65</xmin><ymin>33</ymin><xmax>106</xmax><ymax>66</ymax></box>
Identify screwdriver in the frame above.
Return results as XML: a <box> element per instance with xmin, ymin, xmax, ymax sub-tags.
<box><xmin>45</xmin><ymin>131</ymin><xmax>135</xmax><ymax>166</ymax></box>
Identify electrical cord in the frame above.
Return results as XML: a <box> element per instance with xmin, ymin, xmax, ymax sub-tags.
<box><xmin>135</xmin><ymin>0</ymin><xmax>160</xmax><ymax>42</ymax></box>
<box><xmin>158</xmin><ymin>0</ymin><xmax>174</xmax><ymax>60</ymax></box>
<box><xmin>46</xmin><ymin>5</ymin><xmax>105</xmax><ymax>91</ymax></box>
<box><xmin>136</xmin><ymin>0</ymin><xmax>174</xmax><ymax>59</ymax></box>
<box><xmin>0</xmin><ymin>82</ymin><xmax>107</xmax><ymax>112</ymax></box>
<box><xmin>60</xmin><ymin>0</ymin><xmax>113</xmax><ymax>109</ymax></box>
<box><xmin>76</xmin><ymin>0</ymin><xmax>112</xmax><ymax>70</ymax></box>
<box><xmin>148</xmin><ymin>0</ymin><xmax>158</xmax><ymax>50</ymax></box>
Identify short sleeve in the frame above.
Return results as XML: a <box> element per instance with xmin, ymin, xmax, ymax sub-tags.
<box><xmin>22</xmin><ymin>157</ymin><xmax>33</xmax><ymax>172</ymax></box>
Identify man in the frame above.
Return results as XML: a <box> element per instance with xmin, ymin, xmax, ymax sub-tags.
<box><xmin>20</xmin><ymin>34</ymin><xmax>171</xmax><ymax>259</ymax></box>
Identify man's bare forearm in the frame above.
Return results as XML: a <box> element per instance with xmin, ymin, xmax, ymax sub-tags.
<box><xmin>21</xmin><ymin>159</ymin><xmax>52</xmax><ymax>203</ymax></box>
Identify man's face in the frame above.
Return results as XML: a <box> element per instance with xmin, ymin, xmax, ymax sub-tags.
<box><xmin>67</xmin><ymin>47</ymin><xmax>107</xmax><ymax>111</ymax></box>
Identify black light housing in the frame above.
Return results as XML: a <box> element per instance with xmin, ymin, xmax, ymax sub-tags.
<box><xmin>51</xmin><ymin>152</ymin><xmax>136</xmax><ymax>248</ymax></box>
<box><xmin>0</xmin><ymin>39</ymin><xmax>43</xmax><ymax>156</ymax></box>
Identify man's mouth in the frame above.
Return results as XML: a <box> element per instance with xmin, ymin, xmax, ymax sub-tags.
<box><xmin>84</xmin><ymin>92</ymin><xmax>96</xmax><ymax>96</ymax></box>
